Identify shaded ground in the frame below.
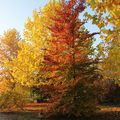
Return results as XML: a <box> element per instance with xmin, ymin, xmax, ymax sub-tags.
<box><xmin>0</xmin><ymin>112</ymin><xmax>40</xmax><ymax>120</ymax></box>
<box><xmin>1</xmin><ymin>105</ymin><xmax>120</xmax><ymax>120</ymax></box>
<box><xmin>0</xmin><ymin>111</ymin><xmax>120</xmax><ymax>120</ymax></box>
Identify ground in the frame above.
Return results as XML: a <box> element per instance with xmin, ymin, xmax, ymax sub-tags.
<box><xmin>0</xmin><ymin>111</ymin><xmax>120</xmax><ymax>120</ymax></box>
<box><xmin>1</xmin><ymin>104</ymin><xmax>120</xmax><ymax>120</ymax></box>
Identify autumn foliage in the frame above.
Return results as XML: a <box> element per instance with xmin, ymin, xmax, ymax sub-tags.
<box><xmin>0</xmin><ymin>0</ymin><xmax>119</xmax><ymax>118</ymax></box>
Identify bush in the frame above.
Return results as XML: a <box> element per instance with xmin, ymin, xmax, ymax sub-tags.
<box><xmin>0</xmin><ymin>83</ymin><xmax>30</xmax><ymax>111</ymax></box>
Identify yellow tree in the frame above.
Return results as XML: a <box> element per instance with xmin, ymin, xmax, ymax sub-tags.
<box><xmin>0</xmin><ymin>28</ymin><xmax>20</xmax><ymax>85</ymax></box>
<box><xmin>8</xmin><ymin>41</ymin><xmax>45</xmax><ymax>86</ymax></box>
<box><xmin>9</xmin><ymin>1</ymin><xmax>62</xmax><ymax>87</ymax></box>
<box><xmin>3</xmin><ymin>1</ymin><xmax>62</xmax><ymax>105</ymax></box>
<box><xmin>0</xmin><ymin>29</ymin><xmax>19</xmax><ymax>100</ymax></box>
<box><xmin>0</xmin><ymin>29</ymin><xmax>28</xmax><ymax>110</ymax></box>
<box><xmin>86</xmin><ymin>0</ymin><xmax>120</xmax><ymax>83</ymax></box>
<box><xmin>85</xmin><ymin>0</ymin><xmax>120</xmax><ymax>47</ymax></box>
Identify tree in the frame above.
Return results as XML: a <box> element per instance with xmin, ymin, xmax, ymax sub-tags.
<box><xmin>0</xmin><ymin>28</ymin><xmax>20</xmax><ymax>88</ymax></box>
<box><xmin>0</xmin><ymin>29</ymin><xmax>29</xmax><ymax>111</ymax></box>
<box><xmin>4</xmin><ymin>3</ymin><xmax>60</xmax><ymax>103</ymax></box>
<box><xmin>86</xmin><ymin>0</ymin><xmax>120</xmax><ymax>40</ymax></box>
<box><xmin>2</xmin><ymin>0</ymin><xmax>102</xmax><ymax>115</ymax></box>
<box><xmin>41</xmin><ymin>0</ymin><xmax>101</xmax><ymax>117</ymax></box>
<box><xmin>9</xmin><ymin>2</ymin><xmax>61</xmax><ymax>87</ymax></box>
<box><xmin>84</xmin><ymin>0</ymin><xmax>120</xmax><ymax>104</ymax></box>
<box><xmin>101</xmin><ymin>39</ymin><xmax>120</xmax><ymax>83</ymax></box>
<box><xmin>85</xmin><ymin>0</ymin><xmax>120</xmax><ymax>84</ymax></box>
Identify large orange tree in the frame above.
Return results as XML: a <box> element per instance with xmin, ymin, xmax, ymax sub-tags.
<box><xmin>42</xmin><ymin>0</ymin><xmax>101</xmax><ymax>117</ymax></box>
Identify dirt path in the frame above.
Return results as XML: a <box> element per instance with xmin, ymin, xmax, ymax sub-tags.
<box><xmin>101</xmin><ymin>106</ymin><xmax>120</xmax><ymax>112</ymax></box>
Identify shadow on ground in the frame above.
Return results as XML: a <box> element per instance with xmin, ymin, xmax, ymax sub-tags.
<box><xmin>0</xmin><ymin>111</ymin><xmax>120</xmax><ymax>120</ymax></box>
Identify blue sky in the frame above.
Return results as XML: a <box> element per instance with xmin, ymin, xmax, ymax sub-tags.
<box><xmin>0</xmin><ymin>0</ymin><xmax>48</xmax><ymax>35</ymax></box>
<box><xmin>0</xmin><ymin>0</ymin><xmax>101</xmax><ymax>45</ymax></box>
